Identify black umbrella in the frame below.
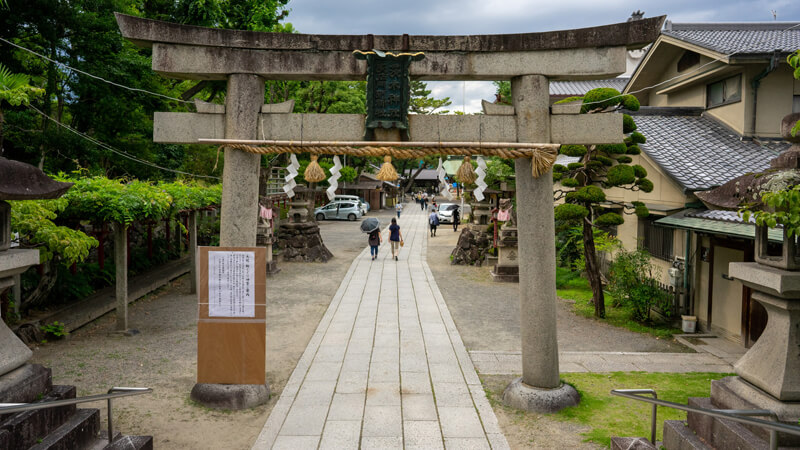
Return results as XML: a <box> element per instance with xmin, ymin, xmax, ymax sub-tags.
<box><xmin>360</xmin><ymin>217</ymin><xmax>380</xmax><ymax>233</ymax></box>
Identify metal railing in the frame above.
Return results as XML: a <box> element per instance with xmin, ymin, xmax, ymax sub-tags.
<box><xmin>611</xmin><ymin>388</ymin><xmax>800</xmax><ymax>450</ymax></box>
<box><xmin>0</xmin><ymin>387</ymin><xmax>152</xmax><ymax>444</ymax></box>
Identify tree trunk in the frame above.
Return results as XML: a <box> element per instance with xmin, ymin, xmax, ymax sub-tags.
<box><xmin>22</xmin><ymin>261</ymin><xmax>59</xmax><ymax>309</ymax></box>
<box><xmin>582</xmin><ymin>216</ymin><xmax>605</xmax><ymax>318</ymax></box>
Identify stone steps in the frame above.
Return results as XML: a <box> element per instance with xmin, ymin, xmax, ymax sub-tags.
<box><xmin>0</xmin><ymin>384</ymin><xmax>76</xmax><ymax>449</ymax></box>
<box><xmin>610</xmin><ymin>436</ymin><xmax>657</xmax><ymax>449</ymax></box>
<box><xmin>29</xmin><ymin>407</ymin><xmax>100</xmax><ymax>450</ymax></box>
<box><xmin>688</xmin><ymin>397</ymin><xmax>769</xmax><ymax>450</ymax></box>
<box><xmin>663</xmin><ymin>420</ymin><xmax>711</xmax><ymax>450</ymax></box>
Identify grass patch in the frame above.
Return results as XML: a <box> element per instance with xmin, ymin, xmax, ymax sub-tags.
<box><xmin>557</xmin><ymin>372</ymin><xmax>732</xmax><ymax>446</ymax></box>
<box><xmin>557</xmin><ymin>269</ymin><xmax>680</xmax><ymax>339</ymax></box>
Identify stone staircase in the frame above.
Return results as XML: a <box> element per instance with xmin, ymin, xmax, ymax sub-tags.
<box><xmin>0</xmin><ymin>364</ymin><xmax>152</xmax><ymax>450</ymax></box>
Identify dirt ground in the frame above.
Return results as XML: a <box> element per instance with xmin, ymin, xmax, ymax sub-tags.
<box><xmin>29</xmin><ymin>208</ymin><xmax>396</xmax><ymax>449</ymax></box>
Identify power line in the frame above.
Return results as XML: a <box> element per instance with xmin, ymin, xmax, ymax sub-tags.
<box><xmin>27</xmin><ymin>104</ymin><xmax>220</xmax><ymax>180</ymax></box>
<box><xmin>0</xmin><ymin>36</ymin><xmax>193</xmax><ymax>105</ymax></box>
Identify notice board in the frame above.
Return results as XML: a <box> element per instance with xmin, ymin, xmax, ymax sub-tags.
<box><xmin>197</xmin><ymin>246</ymin><xmax>266</xmax><ymax>385</ymax></box>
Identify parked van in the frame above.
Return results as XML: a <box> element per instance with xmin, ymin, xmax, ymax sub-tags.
<box><xmin>334</xmin><ymin>195</ymin><xmax>367</xmax><ymax>215</ymax></box>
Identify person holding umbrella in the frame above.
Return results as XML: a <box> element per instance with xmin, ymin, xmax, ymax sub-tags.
<box><xmin>360</xmin><ymin>217</ymin><xmax>382</xmax><ymax>260</ymax></box>
<box><xmin>389</xmin><ymin>218</ymin><xmax>403</xmax><ymax>261</ymax></box>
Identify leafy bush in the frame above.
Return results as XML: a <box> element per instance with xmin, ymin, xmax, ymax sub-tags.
<box><xmin>608</xmin><ymin>248</ymin><xmax>671</xmax><ymax>322</ymax></box>
<box><xmin>556</xmin><ymin>226</ymin><xmax>619</xmax><ymax>272</ymax></box>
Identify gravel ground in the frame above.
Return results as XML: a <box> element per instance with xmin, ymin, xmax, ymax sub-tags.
<box><xmin>29</xmin><ymin>208</ymin><xmax>396</xmax><ymax>449</ymax></box>
<box><xmin>425</xmin><ymin>223</ymin><xmax>689</xmax><ymax>353</ymax></box>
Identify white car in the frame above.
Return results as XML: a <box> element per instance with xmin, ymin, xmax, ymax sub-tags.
<box><xmin>437</xmin><ymin>203</ymin><xmax>463</xmax><ymax>224</ymax></box>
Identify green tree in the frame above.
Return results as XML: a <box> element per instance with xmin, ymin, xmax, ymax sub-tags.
<box><xmin>409</xmin><ymin>80</ymin><xmax>451</xmax><ymax>115</ymax></box>
<box><xmin>553</xmin><ymin>88</ymin><xmax>652</xmax><ymax>318</ymax></box>
<box><xmin>0</xmin><ymin>63</ymin><xmax>43</xmax><ymax>154</ymax></box>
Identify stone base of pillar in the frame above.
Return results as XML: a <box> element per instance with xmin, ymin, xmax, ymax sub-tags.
<box><xmin>190</xmin><ymin>383</ymin><xmax>270</xmax><ymax>410</ymax></box>
<box><xmin>266</xmin><ymin>260</ymin><xmax>281</xmax><ymax>276</ymax></box>
<box><xmin>502</xmin><ymin>377</ymin><xmax>579</xmax><ymax>413</ymax></box>
<box><xmin>490</xmin><ymin>265</ymin><xmax>519</xmax><ymax>282</ymax></box>
<box><xmin>0</xmin><ymin>320</ymin><xmax>32</xmax><ymax>376</ymax></box>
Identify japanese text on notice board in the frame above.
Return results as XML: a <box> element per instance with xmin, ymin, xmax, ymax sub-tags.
<box><xmin>208</xmin><ymin>251</ymin><xmax>255</xmax><ymax>317</ymax></box>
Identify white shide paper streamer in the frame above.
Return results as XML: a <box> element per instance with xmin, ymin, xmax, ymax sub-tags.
<box><xmin>326</xmin><ymin>155</ymin><xmax>342</xmax><ymax>201</ymax></box>
<box><xmin>436</xmin><ymin>158</ymin><xmax>454</xmax><ymax>201</ymax></box>
<box><xmin>283</xmin><ymin>154</ymin><xmax>300</xmax><ymax>198</ymax></box>
<box><xmin>473</xmin><ymin>156</ymin><xmax>488</xmax><ymax>202</ymax></box>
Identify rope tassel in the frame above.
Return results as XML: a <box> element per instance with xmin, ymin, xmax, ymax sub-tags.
<box><xmin>456</xmin><ymin>156</ymin><xmax>476</xmax><ymax>184</ymax></box>
<box><xmin>530</xmin><ymin>148</ymin><xmax>558</xmax><ymax>179</ymax></box>
<box><xmin>304</xmin><ymin>154</ymin><xmax>326</xmax><ymax>183</ymax></box>
<box><xmin>376</xmin><ymin>155</ymin><xmax>398</xmax><ymax>181</ymax></box>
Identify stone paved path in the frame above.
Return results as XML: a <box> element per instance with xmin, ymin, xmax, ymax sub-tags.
<box><xmin>253</xmin><ymin>205</ymin><xmax>509</xmax><ymax>449</ymax></box>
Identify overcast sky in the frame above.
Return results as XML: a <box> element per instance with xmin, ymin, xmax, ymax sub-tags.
<box><xmin>283</xmin><ymin>0</ymin><xmax>800</xmax><ymax>112</ymax></box>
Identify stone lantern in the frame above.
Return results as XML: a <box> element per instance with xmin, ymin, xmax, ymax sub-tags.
<box><xmin>287</xmin><ymin>185</ymin><xmax>313</xmax><ymax>223</ymax></box>
<box><xmin>0</xmin><ymin>157</ymin><xmax>72</xmax><ymax>377</ymax></box>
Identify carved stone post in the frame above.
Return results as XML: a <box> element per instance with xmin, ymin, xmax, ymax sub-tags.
<box><xmin>503</xmin><ymin>74</ymin><xmax>579</xmax><ymax>412</ymax></box>
<box><xmin>114</xmin><ymin>222</ymin><xmax>129</xmax><ymax>332</ymax></box>
<box><xmin>188</xmin><ymin>210</ymin><xmax>197</xmax><ymax>294</ymax></box>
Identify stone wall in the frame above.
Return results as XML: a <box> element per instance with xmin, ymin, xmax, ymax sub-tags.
<box><xmin>275</xmin><ymin>222</ymin><xmax>333</xmax><ymax>263</ymax></box>
<box><xmin>450</xmin><ymin>226</ymin><xmax>493</xmax><ymax>266</ymax></box>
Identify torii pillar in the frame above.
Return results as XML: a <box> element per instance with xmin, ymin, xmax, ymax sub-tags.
<box><xmin>503</xmin><ymin>75</ymin><xmax>580</xmax><ymax>411</ymax></box>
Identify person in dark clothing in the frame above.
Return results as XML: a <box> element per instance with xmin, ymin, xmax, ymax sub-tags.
<box><xmin>388</xmin><ymin>218</ymin><xmax>403</xmax><ymax>261</ymax></box>
<box><xmin>452</xmin><ymin>208</ymin><xmax>460</xmax><ymax>232</ymax></box>
<box><xmin>368</xmin><ymin>228</ymin><xmax>381</xmax><ymax>260</ymax></box>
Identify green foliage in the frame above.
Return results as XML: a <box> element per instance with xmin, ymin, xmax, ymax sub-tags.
<box><xmin>789</xmin><ymin>50</ymin><xmax>800</xmax><ymax>136</ymax></box>
<box><xmin>585</xmin><ymin>160</ymin><xmax>604</xmax><ymax>170</ymax></box>
<box><xmin>552</xmin><ymin>172</ymin><xmax>563</xmax><ymax>182</ymax></box>
<box><xmin>561</xmin><ymin>177</ymin><xmax>580</xmax><ymax>187</ymax></box>
<box><xmin>554</xmin><ymin>203</ymin><xmax>589</xmax><ymax>222</ymax></box>
<box><xmin>616</xmin><ymin>156</ymin><xmax>633</xmax><ymax>164</ymax></box>
<box><xmin>0</xmin><ymin>63</ymin><xmax>43</xmax><ymax>107</ymax></box>
<box><xmin>581</xmin><ymin>88</ymin><xmax>621</xmax><ymax>113</ymax></box>
<box><xmin>596</xmin><ymin>143</ymin><xmax>627</xmax><ymax>154</ymax></box>
<box><xmin>567</xmin><ymin>162</ymin><xmax>584</xmax><ymax>170</ymax></box>
<box><xmin>59</xmin><ymin>176</ymin><xmax>173</xmax><ymax>225</ymax></box>
<box><xmin>339</xmin><ymin>166</ymin><xmax>358</xmax><ymax>183</ymax></box>
<box><xmin>553</xmin><ymin>164</ymin><xmax>567</xmax><ymax>173</ymax></box>
<box><xmin>608</xmin><ymin>248</ymin><xmax>672</xmax><ymax>321</ymax></box>
<box><xmin>555</xmin><ymin>226</ymin><xmax>619</xmax><ymax>271</ymax></box>
<box><xmin>626</xmin><ymin>145</ymin><xmax>642</xmax><ymax>155</ymax></box>
<box><xmin>630</xmin><ymin>131</ymin><xmax>647</xmax><ymax>144</ymax></box>
<box><xmin>10</xmin><ymin>199</ymin><xmax>98</xmax><ymax>264</ymax></box>
<box><xmin>483</xmin><ymin>158</ymin><xmax>515</xmax><ymax>187</ymax></box>
<box><xmin>409</xmin><ymin>80</ymin><xmax>451</xmax><ymax>114</ymax></box>
<box><xmin>595</xmin><ymin>212</ymin><xmax>624</xmax><ymax>226</ymax></box>
<box><xmin>606</xmin><ymin>165</ymin><xmax>636</xmax><ymax>186</ymax></box>
<box><xmin>741</xmin><ymin>184</ymin><xmax>800</xmax><ymax>237</ymax></box>
<box><xmin>554</xmin><ymin>96</ymin><xmax>584</xmax><ymax>105</ymax></box>
<box><xmin>622</xmin><ymin>114</ymin><xmax>637</xmax><ymax>133</ymax></box>
<box><xmin>493</xmin><ymin>81</ymin><xmax>512</xmax><ymax>105</ymax></box>
<box><xmin>40</xmin><ymin>321</ymin><xmax>67</xmax><ymax>338</ymax></box>
<box><xmin>620</xmin><ymin>94</ymin><xmax>640</xmax><ymax>111</ymax></box>
<box><xmin>560</xmin><ymin>144</ymin><xmax>588</xmax><ymax>157</ymax></box>
<box><xmin>632</xmin><ymin>165</ymin><xmax>647</xmax><ymax>178</ymax></box>
<box><xmin>567</xmin><ymin>186</ymin><xmax>606</xmax><ymax>203</ymax></box>
<box><xmin>633</xmin><ymin>201</ymin><xmax>650</xmax><ymax>218</ymax></box>
<box><xmin>636</xmin><ymin>178</ymin><xmax>654</xmax><ymax>193</ymax></box>
<box><xmin>158</xmin><ymin>181</ymin><xmax>222</xmax><ymax>213</ymax></box>
<box><xmin>595</xmin><ymin>155</ymin><xmax>613</xmax><ymax>166</ymax></box>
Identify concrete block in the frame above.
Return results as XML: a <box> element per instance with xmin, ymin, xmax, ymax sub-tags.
<box><xmin>404</xmin><ymin>421</ymin><xmax>444</xmax><ymax>448</ymax></box>
<box><xmin>189</xmin><ymin>383</ymin><xmax>269</xmax><ymax>410</ymax></box>
<box><xmin>365</xmin><ymin>382</ymin><xmax>401</xmax><ymax>406</ymax></box>
<box><xmin>362</xmin><ymin>405</ymin><xmax>402</xmax><ymax>437</ymax></box>
<box><xmin>194</xmin><ymin>99</ymin><xmax>224</xmax><ymax>114</ymax></box>
<box><xmin>153</xmin><ymin>112</ymin><xmax>224</xmax><ymax>144</ymax></box>
<box><xmin>438</xmin><ymin>407</ymin><xmax>485</xmax><ymax>438</ymax></box>
<box><xmin>443</xmin><ymin>437</ymin><xmax>491</xmax><ymax>449</ymax></box>
<box><xmin>336</xmin><ymin>371</ymin><xmax>368</xmax><ymax>394</ymax></box>
<box><xmin>272</xmin><ymin>435</ymin><xmax>320</xmax><ymax>450</ymax></box>
<box><xmin>304</xmin><ymin>361</ymin><xmax>342</xmax><ymax>381</ymax></box>
<box><xmin>502</xmin><ymin>378</ymin><xmax>580</xmax><ymax>413</ymax></box>
<box><xmin>293</xmin><ymin>380</ymin><xmax>336</xmax><ymax>406</ymax></box>
<box><xmin>551</xmin><ymin>113</ymin><xmax>623</xmax><ymax>144</ymax></box>
<box><xmin>402</xmin><ymin>394</ymin><xmax>438</xmax><ymax>421</ymax></box>
<box><xmin>261</xmin><ymin>99</ymin><xmax>294</xmax><ymax>113</ymax></box>
<box><xmin>327</xmin><ymin>393</ymin><xmax>365</xmax><ymax>421</ymax></box>
<box><xmin>279</xmin><ymin>405</ymin><xmax>328</xmax><ymax>436</ymax></box>
<box><xmin>401</xmin><ymin>372</ymin><xmax>433</xmax><ymax>394</ymax></box>
<box><xmin>729</xmin><ymin>262</ymin><xmax>800</xmax><ymax>298</ymax></box>
<box><xmin>319</xmin><ymin>420</ymin><xmax>361</xmax><ymax>449</ymax></box>
<box><xmin>481</xmin><ymin>100</ymin><xmax>514</xmax><ymax>115</ymax></box>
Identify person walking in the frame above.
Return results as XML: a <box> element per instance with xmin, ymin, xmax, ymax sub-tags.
<box><xmin>429</xmin><ymin>208</ymin><xmax>440</xmax><ymax>237</ymax></box>
<box><xmin>368</xmin><ymin>228</ymin><xmax>381</xmax><ymax>261</ymax></box>
<box><xmin>452</xmin><ymin>207</ymin><xmax>460</xmax><ymax>232</ymax></box>
<box><xmin>419</xmin><ymin>194</ymin><xmax>424</xmax><ymax>211</ymax></box>
<box><xmin>395</xmin><ymin>202</ymin><xmax>403</xmax><ymax>219</ymax></box>
<box><xmin>389</xmin><ymin>218</ymin><xmax>403</xmax><ymax>261</ymax></box>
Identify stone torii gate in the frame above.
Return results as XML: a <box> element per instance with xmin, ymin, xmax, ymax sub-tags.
<box><xmin>116</xmin><ymin>13</ymin><xmax>664</xmax><ymax>411</ymax></box>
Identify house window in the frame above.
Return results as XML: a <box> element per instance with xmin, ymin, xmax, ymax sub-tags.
<box><xmin>677</xmin><ymin>51</ymin><xmax>700</xmax><ymax>72</ymax></box>
<box><xmin>707</xmin><ymin>74</ymin><xmax>742</xmax><ymax>108</ymax></box>
<box><xmin>639</xmin><ymin>216</ymin><xmax>674</xmax><ymax>261</ymax></box>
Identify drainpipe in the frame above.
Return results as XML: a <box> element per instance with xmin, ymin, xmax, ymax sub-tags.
<box><xmin>684</xmin><ymin>230</ymin><xmax>692</xmax><ymax>315</ymax></box>
<box><xmin>750</xmin><ymin>51</ymin><xmax>780</xmax><ymax>138</ymax></box>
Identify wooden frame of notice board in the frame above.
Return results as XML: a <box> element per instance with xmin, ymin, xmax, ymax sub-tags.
<box><xmin>197</xmin><ymin>246</ymin><xmax>266</xmax><ymax>385</ymax></box>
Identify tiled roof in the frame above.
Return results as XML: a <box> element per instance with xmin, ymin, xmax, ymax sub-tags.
<box><xmin>550</xmin><ymin>78</ymin><xmax>629</xmax><ymax>96</ymax></box>
<box><xmin>662</xmin><ymin>22</ymin><xmax>800</xmax><ymax>55</ymax></box>
<box><xmin>633</xmin><ymin>114</ymin><xmax>786</xmax><ymax>191</ymax></box>
<box><xmin>656</xmin><ymin>209</ymin><xmax>782</xmax><ymax>241</ymax></box>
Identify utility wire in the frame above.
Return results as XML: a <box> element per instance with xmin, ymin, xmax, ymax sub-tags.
<box><xmin>27</xmin><ymin>104</ymin><xmax>220</xmax><ymax>180</ymax></box>
<box><xmin>0</xmin><ymin>36</ymin><xmax>193</xmax><ymax>105</ymax></box>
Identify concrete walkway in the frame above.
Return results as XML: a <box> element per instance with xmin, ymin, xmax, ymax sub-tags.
<box><xmin>253</xmin><ymin>205</ymin><xmax>509</xmax><ymax>449</ymax></box>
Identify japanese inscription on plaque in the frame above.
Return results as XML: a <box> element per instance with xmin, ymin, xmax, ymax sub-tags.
<box><xmin>208</xmin><ymin>251</ymin><xmax>255</xmax><ymax>317</ymax></box>
<box><xmin>353</xmin><ymin>50</ymin><xmax>425</xmax><ymax>139</ymax></box>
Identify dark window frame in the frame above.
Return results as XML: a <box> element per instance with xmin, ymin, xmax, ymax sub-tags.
<box><xmin>706</xmin><ymin>74</ymin><xmax>742</xmax><ymax>109</ymax></box>
<box><xmin>639</xmin><ymin>216</ymin><xmax>674</xmax><ymax>261</ymax></box>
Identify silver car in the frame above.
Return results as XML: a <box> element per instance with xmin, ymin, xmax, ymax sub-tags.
<box><xmin>315</xmin><ymin>201</ymin><xmax>363</xmax><ymax>221</ymax></box>
<box><xmin>437</xmin><ymin>203</ymin><xmax>464</xmax><ymax>224</ymax></box>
